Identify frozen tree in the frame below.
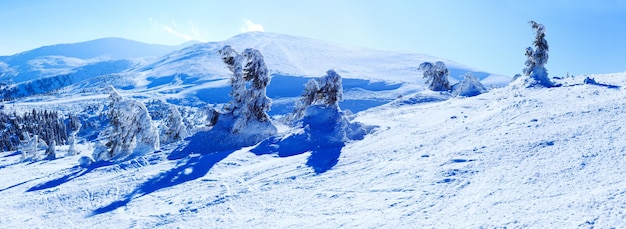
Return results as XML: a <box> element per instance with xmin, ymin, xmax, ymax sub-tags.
<box><xmin>523</xmin><ymin>20</ymin><xmax>553</xmax><ymax>87</ymax></box>
<box><xmin>241</xmin><ymin>48</ymin><xmax>272</xmax><ymax>123</ymax></box>
<box><xmin>67</xmin><ymin>136</ymin><xmax>77</xmax><ymax>156</ymax></box>
<box><xmin>219</xmin><ymin>46</ymin><xmax>273</xmax><ymax>133</ymax></box>
<box><xmin>161</xmin><ymin>103</ymin><xmax>188</xmax><ymax>144</ymax></box>
<box><xmin>44</xmin><ymin>140</ymin><xmax>56</xmax><ymax>160</ymax></box>
<box><xmin>145</xmin><ymin>100</ymin><xmax>188</xmax><ymax>144</ymax></box>
<box><xmin>291</xmin><ymin>70</ymin><xmax>344</xmax><ymax>121</ymax></box>
<box><xmin>419</xmin><ymin>61</ymin><xmax>451</xmax><ymax>91</ymax></box>
<box><xmin>452</xmin><ymin>72</ymin><xmax>488</xmax><ymax>97</ymax></box>
<box><xmin>92</xmin><ymin>86</ymin><xmax>159</xmax><ymax>162</ymax></box>
<box><xmin>318</xmin><ymin>70</ymin><xmax>343</xmax><ymax>106</ymax></box>
<box><xmin>219</xmin><ymin>45</ymin><xmax>245</xmax><ymax>117</ymax></box>
<box><xmin>292</xmin><ymin>79</ymin><xmax>320</xmax><ymax>121</ymax></box>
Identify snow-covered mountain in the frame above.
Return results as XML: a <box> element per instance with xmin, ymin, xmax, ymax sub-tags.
<box><xmin>0</xmin><ymin>38</ymin><xmax>195</xmax><ymax>97</ymax></box>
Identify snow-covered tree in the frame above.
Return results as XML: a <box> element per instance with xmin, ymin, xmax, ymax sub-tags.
<box><xmin>419</xmin><ymin>61</ymin><xmax>451</xmax><ymax>91</ymax></box>
<box><xmin>92</xmin><ymin>86</ymin><xmax>159</xmax><ymax>162</ymax></box>
<box><xmin>241</xmin><ymin>48</ymin><xmax>272</xmax><ymax>123</ymax></box>
<box><xmin>67</xmin><ymin>135</ymin><xmax>77</xmax><ymax>156</ymax></box>
<box><xmin>44</xmin><ymin>140</ymin><xmax>56</xmax><ymax>160</ymax></box>
<box><xmin>291</xmin><ymin>70</ymin><xmax>344</xmax><ymax>121</ymax></box>
<box><xmin>219</xmin><ymin>45</ymin><xmax>245</xmax><ymax>117</ymax></box>
<box><xmin>523</xmin><ymin>20</ymin><xmax>553</xmax><ymax>87</ymax></box>
<box><xmin>452</xmin><ymin>72</ymin><xmax>488</xmax><ymax>97</ymax></box>
<box><xmin>160</xmin><ymin>103</ymin><xmax>188</xmax><ymax>144</ymax></box>
<box><xmin>292</xmin><ymin>79</ymin><xmax>320</xmax><ymax>121</ymax></box>
<box><xmin>219</xmin><ymin>46</ymin><xmax>273</xmax><ymax>133</ymax></box>
<box><xmin>318</xmin><ymin>70</ymin><xmax>343</xmax><ymax>106</ymax></box>
<box><xmin>145</xmin><ymin>99</ymin><xmax>188</xmax><ymax>144</ymax></box>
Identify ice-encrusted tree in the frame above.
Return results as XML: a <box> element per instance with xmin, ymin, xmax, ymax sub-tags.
<box><xmin>242</xmin><ymin>48</ymin><xmax>272</xmax><ymax>123</ymax></box>
<box><xmin>161</xmin><ymin>103</ymin><xmax>188</xmax><ymax>144</ymax></box>
<box><xmin>146</xmin><ymin>100</ymin><xmax>188</xmax><ymax>144</ymax></box>
<box><xmin>418</xmin><ymin>61</ymin><xmax>451</xmax><ymax>91</ymax></box>
<box><xmin>318</xmin><ymin>70</ymin><xmax>343</xmax><ymax>106</ymax></box>
<box><xmin>218</xmin><ymin>45</ymin><xmax>273</xmax><ymax>133</ymax></box>
<box><xmin>44</xmin><ymin>140</ymin><xmax>56</xmax><ymax>160</ymax></box>
<box><xmin>219</xmin><ymin>45</ymin><xmax>245</xmax><ymax>117</ymax></box>
<box><xmin>523</xmin><ymin>20</ymin><xmax>553</xmax><ymax>87</ymax></box>
<box><xmin>92</xmin><ymin>86</ymin><xmax>159</xmax><ymax>162</ymax></box>
<box><xmin>292</xmin><ymin>70</ymin><xmax>343</xmax><ymax>121</ymax></box>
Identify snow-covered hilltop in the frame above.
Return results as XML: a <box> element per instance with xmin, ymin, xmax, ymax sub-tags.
<box><xmin>2</xmin><ymin>31</ymin><xmax>624</xmax><ymax>228</ymax></box>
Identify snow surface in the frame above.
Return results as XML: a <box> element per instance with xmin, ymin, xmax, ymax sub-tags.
<box><xmin>1</xmin><ymin>72</ymin><xmax>626</xmax><ymax>227</ymax></box>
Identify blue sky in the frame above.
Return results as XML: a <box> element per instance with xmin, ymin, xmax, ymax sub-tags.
<box><xmin>1</xmin><ymin>0</ymin><xmax>625</xmax><ymax>76</ymax></box>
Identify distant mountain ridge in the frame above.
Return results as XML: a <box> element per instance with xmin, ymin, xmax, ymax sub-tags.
<box><xmin>0</xmin><ymin>32</ymin><xmax>510</xmax><ymax>102</ymax></box>
<box><xmin>1</xmin><ymin>37</ymin><xmax>192</xmax><ymax>63</ymax></box>
<box><xmin>0</xmin><ymin>38</ymin><xmax>194</xmax><ymax>84</ymax></box>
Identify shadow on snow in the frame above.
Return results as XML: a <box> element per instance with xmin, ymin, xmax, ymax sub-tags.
<box><xmin>92</xmin><ymin>129</ymin><xmax>240</xmax><ymax>215</ymax></box>
<box><xmin>251</xmin><ymin>135</ymin><xmax>344</xmax><ymax>174</ymax></box>
<box><xmin>26</xmin><ymin>161</ymin><xmax>113</xmax><ymax>192</ymax></box>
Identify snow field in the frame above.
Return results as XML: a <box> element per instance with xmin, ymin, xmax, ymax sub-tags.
<box><xmin>1</xmin><ymin>73</ymin><xmax>625</xmax><ymax>227</ymax></box>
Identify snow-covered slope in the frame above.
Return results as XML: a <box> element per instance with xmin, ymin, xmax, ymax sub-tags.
<box><xmin>134</xmin><ymin>32</ymin><xmax>507</xmax><ymax>85</ymax></box>
<box><xmin>0</xmin><ymin>38</ymin><xmax>191</xmax><ymax>84</ymax></box>
<box><xmin>1</xmin><ymin>72</ymin><xmax>625</xmax><ymax>227</ymax></box>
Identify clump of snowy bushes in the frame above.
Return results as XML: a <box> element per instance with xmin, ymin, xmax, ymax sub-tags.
<box><xmin>298</xmin><ymin>70</ymin><xmax>366</xmax><ymax>143</ymax></box>
<box><xmin>419</xmin><ymin>61</ymin><xmax>451</xmax><ymax>92</ymax></box>
<box><xmin>418</xmin><ymin>61</ymin><xmax>488</xmax><ymax>97</ymax></box>
<box><xmin>91</xmin><ymin>86</ymin><xmax>159</xmax><ymax>162</ymax></box>
<box><xmin>146</xmin><ymin>100</ymin><xmax>188</xmax><ymax>145</ymax></box>
<box><xmin>291</xmin><ymin>69</ymin><xmax>344</xmax><ymax>122</ymax></box>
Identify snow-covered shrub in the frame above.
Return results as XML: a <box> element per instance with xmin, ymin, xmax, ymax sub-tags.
<box><xmin>292</xmin><ymin>70</ymin><xmax>344</xmax><ymax>121</ymax></box>
<box><xmin>79</xmin><ymin>156</ymin><xmax>93</xmax><ymax>168</ymax></box>
<box><xmin>452</xmin><ymin>72</ymin><xmax>488</xmax><ymax>97</ymax></box>
<box><xmin>419</xmin><ymin>61</ymin><xmax>451</xmax><ymax>91</ymax></box>
<box><xmin>146</xmin><ymin>100</ymin><xmax>188</xmax><ymax>144</ymax></box>
<box><xmin>161</xmin><ymin>103</ymin><xmax>188</xmax><ymax>144</ymax></box>
<box><xmin>44</xmin><ymin>140</ymin><xmax>56</xmax><ymax>160</ymax></box>
<box><xmin>67</xmin><ymin>135</ymin><xmax>77</xmax><ymax>156</ymax></box>
<box><xmin>92</xmin><ymin>86</ymin><xmax>159</xmax><ymax>162</ymax></box>
<box><xmin>522</xmin><ymin>21</ymin><xmax>553</xmax><ymax>87</ymax></box>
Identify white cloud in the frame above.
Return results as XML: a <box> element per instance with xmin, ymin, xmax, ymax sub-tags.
<box><xmin>241</xmin><ymin>19</ymin><xmax>264</xmax><ymax>32</ymax></box>
<box><xmin>162</xmin><ymin>25</ymin><xmax>194</xmax><ymax>41</ymax></box>
<box><xmin>155</xmin><ymin>20</ymin><xmax>207</xmax><ymax>42</ymax></box>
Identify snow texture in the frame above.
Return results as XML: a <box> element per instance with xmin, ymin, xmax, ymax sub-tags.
<box><xmin>2</xmin><ymin>70</ymin><xmax>626</xmax><ymax>229</ymax></box>
<box><xmin>3</xmin><ymin>32</ymin><xmax>626</xmax><ymax>228</ymax></box>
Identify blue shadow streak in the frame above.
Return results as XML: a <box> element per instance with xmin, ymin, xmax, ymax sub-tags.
<box><xmin>26</xmin><ymin>165</ymin><xmax>98</xmax><ymax>192</ymax></box>
<box><xmin>92</xmin><ymin>146</ymin><xmax>234</xmax><ymax>215</ymax></box>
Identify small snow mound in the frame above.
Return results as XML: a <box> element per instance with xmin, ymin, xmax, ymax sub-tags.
<box><xmin>452</xmin><ymin>73</ymin><xmax>488</xmax><ymax>97</ymax></box>
<box><xmin>252</xmin><ymin>104</ymin><xmax>371</xmax><ymax>173</ymax></box>
<box><xmin>79</xmin><ymin>156</ymin><xmax>94</xmax><ymax>168</ymax></box>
